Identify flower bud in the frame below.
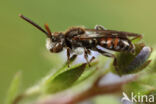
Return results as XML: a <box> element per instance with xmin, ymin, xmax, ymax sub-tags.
<box><xmin>112</xmin><ymin>43</ymin><xmax>152</xmax><ymax>75</ymax></box>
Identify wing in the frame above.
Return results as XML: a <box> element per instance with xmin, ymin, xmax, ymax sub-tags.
<box><xmin>72</xmin><ymin>29</ymin><xmax>128</xmax><ymax>40</ymax></box>
<box><xmin>84</xmin><ymin>29</ymin><xmax>142</xmax><ymax>38</ymax></box>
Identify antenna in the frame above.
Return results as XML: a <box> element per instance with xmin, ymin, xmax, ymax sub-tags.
<box><xmin>44</xmin><ymin>24</ymin><xmax>52</xmax><ymax>35</ymax></box>
<box><xmin>19</xmin><ymin>14</ymin><xmax>51</xmax><ymax>38</ymax></box>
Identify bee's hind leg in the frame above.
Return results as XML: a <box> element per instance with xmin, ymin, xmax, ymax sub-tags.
<box><xmin>94</xmin><ymin>47</ymin><xmax>120</xmax><ymax>75</ymax></box>
<box><xmin>131</xmin><ymin>34</ymin><xmax>143</xmax><ymax>42</ymax></box>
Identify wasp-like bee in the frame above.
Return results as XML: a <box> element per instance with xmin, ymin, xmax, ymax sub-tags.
<box><xmin>19</xmin><ymin>14</ymin><xmax>142</xmax><ymax>71</ymax></box>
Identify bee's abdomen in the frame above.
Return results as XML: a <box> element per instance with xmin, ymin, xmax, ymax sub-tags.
<box><xmin>99</xmin><ymin>38</ymin><xmax>133</xmax><ymax>52</ymax></box>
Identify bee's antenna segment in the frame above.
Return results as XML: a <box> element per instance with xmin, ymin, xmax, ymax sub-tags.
<box><xmin>19</xmin><ymin>14</ymin><xmax>51</xmax><ymax>38</ymax></box>
<box><xmin>44</xmin><ymin>24</ymin><xmax>52</xmax><ymax>36</ymax></box>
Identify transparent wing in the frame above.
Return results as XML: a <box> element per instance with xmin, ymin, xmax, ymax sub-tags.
<box><xmin>85</xmin><ymin>29</ymin><xmax>141</xmax><ymax>38</ymax></box>
<box><xmin>73</xmin><ymin>29</ymin><xmax>128</xmax><ymax>40</ymax></box>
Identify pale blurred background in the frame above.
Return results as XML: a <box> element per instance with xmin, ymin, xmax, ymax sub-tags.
<box><xmin>0</xmin><ymin>0</ymin><xmax>156</xmax><ymax>103</ymax></box>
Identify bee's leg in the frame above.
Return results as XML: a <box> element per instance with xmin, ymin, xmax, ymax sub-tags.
<box><xmin>131</xmin><ymin>34</ymin><xmax>143</xmax><ymax>41</ymax></box>
<box><xmin>89</xmin><ymin>56</ymin><xmax>95</xmax><ymax>64</ymax></box>
<box><xmin>84</xmin><ymin>49</ymin><xmax>91</xmax><ymax>66</ymax></box>
<box><xmin>95</xmin><ymin>25</ymin><xmax>107</xmax><ymax>30</ymax></box>
<box><xmin>67</xmin><ymin>47</ymin><xmax>71</xmax><ymax>67</ymax></box>
<box><xmin>86</xmin><ymin>49</ymin><xmax>95</xmax><ymax>64</ymax></box>
<box><xmin>94</xmin><ymin>47</ymin><xmax>119</xmax><ymax>74</ymax></box>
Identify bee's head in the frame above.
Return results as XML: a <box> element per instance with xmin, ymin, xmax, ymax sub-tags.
<box><xmin>46</xmin><ymin>32</ymin><xmax>65</xmax><ymax>53</ymax></box>
<box><xmin>19</xmin><ymin>14</ymin><xmax>65</xmax><ymax>53</ymax></box>
<box><xmin>51</xmin><ymin>32</ymin><xmax>65</xmax><ymax>42</ymax></box>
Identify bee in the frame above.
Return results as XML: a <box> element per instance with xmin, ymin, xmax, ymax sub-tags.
<box><xmin>19</xmin><ymin>14</ymin><xmax>142</xmax><ymax>72</ymax></box>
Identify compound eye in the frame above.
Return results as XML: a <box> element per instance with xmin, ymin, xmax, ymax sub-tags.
<box><xmin>51</xmin><ymin>36</ymin><xmax>57</xmax><ymax>41</ymax></box>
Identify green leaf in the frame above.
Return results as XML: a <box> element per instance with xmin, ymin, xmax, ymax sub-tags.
<box><xmin>146</xmin><ymin>50</ymin><xmax>156</xmax><ymax>73</ymax></box>
<box><xmin>44</xmin><ymin>55</ymin><xmax>77</xmax><ymax>84</ymax></box>
<box><xmin>43</xmin><ymin>63</ymin><xmax>86</xmax><ymax>94</ymax></box>
<box><xmin>74</xmin><ymin>62</ymin><xmax>98</xmax><ymax>85</ymax></box>
<box><xmin>123</xmin><ymin>81</ymin><xmax>155</xmax><ymax>98</ymax></box>
<box><xmin>5</xmin><ymin>72</ymin><xmax>21</xmax><ymax>104</ymax></box>
<box><xmin>138</xmin><ymin>73</ymin><xmax>156</xmax><ymax>88</ymax></box>
<box><xmin>74</xmin><ymin>68</ymin><xmax>97</xmax><ymax>85</ymax></box>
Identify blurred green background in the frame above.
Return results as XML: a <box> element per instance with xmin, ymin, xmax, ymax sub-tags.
<box><xmin>0</xmin><ymin>0</ymin><xmax>156</xmax><ymax>103</ymax></box>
